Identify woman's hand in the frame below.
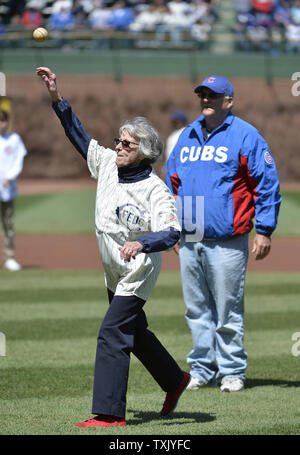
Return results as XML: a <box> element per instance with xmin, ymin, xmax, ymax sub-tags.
<box><xmin>36</xmin><ymin>67</ymin><xmax>62</xmax><ymax>103</ymax></box>
<box><xmin>119</xmin><ymin>241</ymin><xmax>143</xmax><ymax>262</ymax></box>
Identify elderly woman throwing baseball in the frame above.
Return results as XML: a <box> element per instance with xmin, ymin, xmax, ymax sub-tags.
<box><xmin>36</xmin><ymin>67</ymin><xmax>190</xmax><ymax>428</ymax></box>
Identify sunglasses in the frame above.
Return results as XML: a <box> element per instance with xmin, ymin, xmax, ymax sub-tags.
<box><xmin>114</xmin><ymin>138</ymin><xmax>139</xmax><ymax>148</ymax></box>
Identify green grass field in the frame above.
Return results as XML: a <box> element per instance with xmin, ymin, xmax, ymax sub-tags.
<box><xmin>1</xmin><ymin>188</ymin><xmax>299</xmax><ymax>436</ymax></box>
<box><xmin>0</xmin><ymin>269</ymin><xmax>299</xmax><ymax>435</ymax></box>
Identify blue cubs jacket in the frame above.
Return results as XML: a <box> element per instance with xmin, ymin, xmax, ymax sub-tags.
<box><xmin>166</xmin><ymin>112</ymin><xmax>282</xmax><ymax>239</ymax></box>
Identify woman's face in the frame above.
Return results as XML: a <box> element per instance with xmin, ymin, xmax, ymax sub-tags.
<box><xmin>115</xmin><ymin>129</ymin><xmax>143</xmax><ymax>168</ymax></box>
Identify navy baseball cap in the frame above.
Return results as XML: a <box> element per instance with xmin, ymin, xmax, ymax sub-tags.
<box><xmin>194</xmin><ymin>75</ymin><xmax>234</xmax><ymax>97</ymax></box>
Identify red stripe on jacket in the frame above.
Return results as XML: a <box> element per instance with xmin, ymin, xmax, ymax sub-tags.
<box><xmin>170</xmin><ymin>173</ymin><xmax>181</xmax><ymax>198</ymax></box>
<box><xmin>232</xmin><ymin>154</ymin><xmax>258</xmax><ymax>235</ymax></box>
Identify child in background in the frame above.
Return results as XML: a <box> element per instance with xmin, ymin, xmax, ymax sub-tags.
<box><xmin>0</xmin><ymin>108</ymin><xmax>27</xmax><ymax>271</ymax></box>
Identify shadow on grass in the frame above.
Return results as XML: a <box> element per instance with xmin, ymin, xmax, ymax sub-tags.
<box><xmin>246</xmin><ymin>378</ymin><xmax>300</xmax><ymax>388</ymax></box>
<box><xmin>127</xmin><ymin>409</ymin><xmax>215</xmax><ymax>426</ymax></box>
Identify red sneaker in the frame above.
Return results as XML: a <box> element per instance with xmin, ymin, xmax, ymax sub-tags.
<box><xmin>160</xmin><ymin>372</ymin><xmax>190</xmax><ymax>417</ymax></box>
<box><xmin>75</xmin><ymin>415</ymin><xmax>126</xmax><ymax>427</ymax></box>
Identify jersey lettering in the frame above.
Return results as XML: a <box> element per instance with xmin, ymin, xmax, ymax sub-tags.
<box><xmin>215</xmin><ymin>146</ymin><xmax>228</xmax><ymax>163</ymax></box>
<box><xmin>180</xmin><ymin>146</ymin><xmax>190</xmax><ymax>163</ymax></box>
<box><xmin>179</xmin><ymin>145</ymin><xmax>228</xmax><ymax>163</ymax></box>
<box><xmin>190</xmin><ymin>146</ymin><xmax>201</xmax><ymax>161</ymax></box>
<box><xmin>201</xmin><ymin>145</ymin><xmax>214</xmax><ymax>161</ymax></box>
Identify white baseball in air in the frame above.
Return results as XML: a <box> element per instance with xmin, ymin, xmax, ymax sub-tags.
<box><xmin>33</xmin><ymin>27</ymin><xmax>48</xmax><ymax>43</ymax></box>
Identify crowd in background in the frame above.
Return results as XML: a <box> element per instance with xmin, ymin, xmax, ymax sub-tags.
<box><xmin>234</xmin><ymin>0</ymin><xmax>300</xmax><ymax>52</ymax></box>
<box><xmin>0</xmin><ymin>0</ymin><xmax>219</xmax><ymax>44</ymax></box>
<box><xmin>1</xmin><ymin>0</ymin><xmax>299</xmax><ymax>51</ymax></box>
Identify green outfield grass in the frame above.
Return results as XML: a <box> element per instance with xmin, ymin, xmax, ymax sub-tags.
<box><xmin>14</xmin><ymin>189</ymin><xmax>300</xmax><ymax>236</ymax></box>
<box><xmin>15</xmin><ymin>189</ymin><xmax>96</xmax><ymax>234</ymax></box>
<box><xmin>0</xmin><ymin>269</ymin><xmax>299</xmax><ymax>435</ymax></box>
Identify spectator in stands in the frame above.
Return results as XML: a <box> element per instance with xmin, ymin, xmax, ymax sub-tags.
<box><xmin>285</xmin><ymin>21</ymin><xmax>300</xmax><ymax>52</ymax></box>
<box><xmin>51</xmin><ymin>0</ymin><xmax>73</xmax><ymax>14</ymax></box>
<box><xmin>234</xmin><ymin>0</ymin><xmax>276</xmax><ymax>50</ymax></box>
<box><xmin>163</xmin><ymin>0</ymin><xmax>195</xmax><ymax>43</ymax></box>
<box><xmin>7</xmin><ymin>0</ymin><xmax>26</xmax><ymax>21</ymax></box>
<box><xmin>25</xmin><ymin>0</ymin><xmax>48</xmax><ymax>10</ymax></box>
<box><xmin>168</xmin><ymin>0</ymin><xmax>193</xmax><ymax>17</ymax></box>
<box><xmin>273</xmin><ymin>0</ymin><xmax>293</xmax><ymax>29</ymax></box>
<box><xmin>71</xmin><ymin>0</ymin><xmax>88</xmax><ymax>27</ymax></box>
<box><xmin>191</xmin><ymin>16</ymin><xmax>212</xmax><ymax>43</ymax></box>
<box><xmin>203</xmin><ymin>0</ymin><xmax>219</xmax><ymax>21</ymax></box>
<box><xmin>108</xmin><ymin>1</ymin><xmax>135</xmax><ymax>30</ymax></box>
<box><xmin>234</xmin><ymin>0</ymin><xmax>251</xmax><ymax>14</ymax></box>
<box><xmin>129</xmin><ymin>1</ymin><xmax>169</xmax><ymax>33</ymax></box>
<box><xmin>291</xmin><ymin>0</ymin><xmax>300</xmax><ymax>24</ymax></box>
<box><xmin>87</xmin><ymin>1</ymin><xmax>113</xmax><ymax>30</ymax></box>
<box><xmin>130</xmin><ymin>0</ymin><xmax>215</xmax><ymax>44</ymax></box>
<box><xmin>48</xmin><ymin>5</ymin><xmax>75</xmax><ymax>30</ymax></box>
<box><xmin>251</xmin><ymin>0</ymin><xmax>274</xmax><ymax>13</ymax></box>
<box><xmin>129</xmin><ymin>0</ymin><xmax>151</xmax><ymax>14</ymax></box>
<box><xmin>192</xmin><ymin>0</ymin><xmax>211</xmax><ymax>22</ymax></box>
<box><xmin>281</xmin><ymin>0</ymin><xmax>300</xmax><ymax>53</ymax></box>
<box><xmin>21</xmin><ymin>5</ymin><xmax>43</xmax><ymax>29</ymax></box>
<box><xmin>233</xmin><ymin>10</ymin><xmax>255</xmax><ymax>49</ymax></box>
<box><xmin>190</xmin><ymin>0</ymin><xmax>218</xmax><ymax>25</ymax></box>
<box><xmin>79</xmin><ymin>0</ymin><xmax>95</xmax><ymax>15</ymax></box>
<box><xmin>0</xmin><ymin>20</ymin><xmax>6</xmax><ymax>35</ymax></box>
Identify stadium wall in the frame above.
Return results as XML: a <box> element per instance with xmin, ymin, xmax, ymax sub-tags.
<box><xmin>4</xmin><ymin>70</ymin><xmax>300</xmax><ymax>183</ymax></box>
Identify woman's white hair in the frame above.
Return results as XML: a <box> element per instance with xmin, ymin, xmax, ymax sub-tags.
<box><xmin>119</xmin><ymin>116</ymin><xmax>163</xmax><ymax>164</ymax></box>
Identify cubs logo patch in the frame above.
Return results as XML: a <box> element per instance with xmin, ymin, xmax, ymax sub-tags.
<box><xmin>206</xmin><ymin>77</ymin><xmax>216</xmax><ymax>83</ymax></box>
<box><xmin>264</xmin><ymin>151</ymin><xmax>273</xmax><ymax>165</ymax></box>
<box><xmin>5</xmin><ymin>146</ymin><xmax>13</xmax><ymax>154</ymax></box>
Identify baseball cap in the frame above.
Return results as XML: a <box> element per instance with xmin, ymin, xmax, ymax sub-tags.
<box><xmin>194</xmin><ymin>75</ymin><xmax>234</xmax><ymax>98</ymax></box>
<box><xmin>170</xmin><ymin>111</ymin><xmax>188</xmax><ymax>122</ymax></box>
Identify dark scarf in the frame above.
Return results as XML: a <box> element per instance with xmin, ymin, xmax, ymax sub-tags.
<box><xmin>118</xmin><ymin>162</ymin><xmax>152</xmax><ymax>183</ymax></box>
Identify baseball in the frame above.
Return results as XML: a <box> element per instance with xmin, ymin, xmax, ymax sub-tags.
<box><xmin>33</xmin><ymin>27</ymin><xmax>48</xmax><ymax>43</ymax></box>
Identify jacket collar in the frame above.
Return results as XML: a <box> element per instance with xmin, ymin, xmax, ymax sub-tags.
<box><xmin>188</xmin><ymin>111</ymin><xmax>234</xmax><ymax>143</ymax></box>
<box><xmin>196</xmin><ymin>111</ymin><xmax>234</xmax><ymax>131</ymax></box>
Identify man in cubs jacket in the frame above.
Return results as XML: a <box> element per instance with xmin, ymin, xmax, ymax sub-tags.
<box><xmin>166</xmin><ymin>75</ymin><xmax>281</xmax><ymax>393</ymax></box>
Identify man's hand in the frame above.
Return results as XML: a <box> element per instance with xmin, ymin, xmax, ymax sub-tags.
<box><xmin>173</xmin><ymin>239</ymin><xmax>181</xmax><ymax>255</ymax></box>
<box><xmin>3</xmin><ymin>179</ymin><xmax>10</xmax><ymax>187</ymax></box>
<box><xmin>36</xmin><ymin>67</ymin><xmax>62</xmax><ymax>102</ymax></box>
<box><xmin>119</xmin><ymin>241</ymin><xmax>143</xmax><ymax>262</ymax></box>
<box><xmin>252</xmin><ymin>233</ymin><xmax>271</xmax><ymax>260</ymax></box>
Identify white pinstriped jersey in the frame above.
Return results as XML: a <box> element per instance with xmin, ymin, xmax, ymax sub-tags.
<box><xmin>87</xmin><ymin>139</ymin><xmax>181</xmax><ymax>299</ymax></box>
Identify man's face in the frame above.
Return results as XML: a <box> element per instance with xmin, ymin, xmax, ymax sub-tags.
<box><xmin>197</xmin><ymin>88</ymin><xmax>233</xmax><ymax>120</ymax></box>
<box><xmin>115</xmin><ymin>129</ymin><xmax>143</xmax><ymax>168</ymax></box>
